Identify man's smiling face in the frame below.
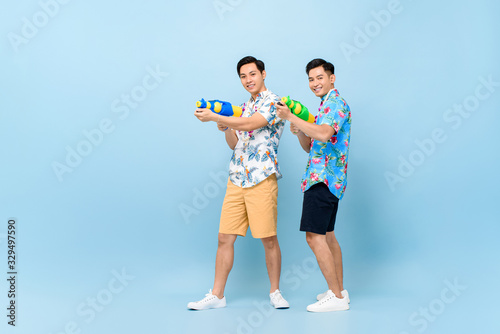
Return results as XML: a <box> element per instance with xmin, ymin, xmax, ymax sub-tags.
<box><xmin>239</xmin><ymin>63</ymin><xmax>266</xmax><ymax>96</ymax></box>
<box><xmin>308</xmin><ymin>66</ymin><xmax>335</xmax><ymax>98</ymax></box>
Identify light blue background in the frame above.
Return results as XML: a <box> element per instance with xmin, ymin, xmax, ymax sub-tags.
<box><xmin>1</xmin><ymin>0</ymin><xmax>499</xmax><ymax>333</ymax></box>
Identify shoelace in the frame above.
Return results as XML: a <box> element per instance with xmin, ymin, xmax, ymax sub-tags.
<box><xmin>271</xmin><ymin>292</ymin><xmax>285</xmax><ymax>303</ymax></box>
<box><xmin>200</xmin><ymin>290</ymin><xmax>216</xmax><ymax>303</ymax></box>
<box><xmin>319</xmin><ymin>294</ymin><xmax>334</xmax><ymax>305</ymax></box>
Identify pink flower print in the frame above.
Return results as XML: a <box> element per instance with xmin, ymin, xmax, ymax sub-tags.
<box><xmin>330</xmin><ymin>137</ymin><xmax>337</xmax><ymax>145</ymax></box>
<box><xmin>324</xmin><ymin>179</ymin><xmax>329</xmax><ymax>187</ymax></box>
<box><xmin>301</xmin><ymin>180</ymin><xmax>307</xmax><ymax>191</ymax></box>
<box><xmin>344</xmin><ymin>140</ymin><xmax>348</xmax><ymax>146</ymax></box>
<box><xmin>335</xmin><ymin>184</ymin><xmax>342</xmax><ymax>190</ymax></box>
<box><xmin>312</xmin><ymin>158</ymin><xmax>321</xmax><ymax>164</ymax></box>
<box><xmin>340</xmin><ymin>155</ymin><xmax>346</xmax><ymax>163</ymax></box>
<box><xmin>333</xmin><ymin>123</ymin><xmax>340</xmax><ymax>133</ymax></box>
<box><xmin>324</xmin><ymin>107</ymin><xmax>331</xmax><ymax>114</ymax></box>
<box><xmin>310</xmin><ymin>173</ymin><xmax>319</xmax><ymax>181</ymax></box>
<box><xmin>338</xmin><ymin>111</ymin><xmax>345</xmax><ymax>118</ymax></box>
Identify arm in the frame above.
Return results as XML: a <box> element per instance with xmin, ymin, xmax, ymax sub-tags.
<box><xmin>217</xmin><ymin>123</ymin><xmax>238</xmax><ymax>150</ymax></box>
<box><xmin>195</xmin><ymin>108</ymin><xmax>269</xmax><ymax>132</ymax></box>
<box><xmin>277</xmin><ymin>103</ymin><xmax>335</xmax><ymax>143</ymax></box>
<box><xmin>290</xmin><ymin>123</ymin><xmax>312</xmax><ymax>153</ymax></box>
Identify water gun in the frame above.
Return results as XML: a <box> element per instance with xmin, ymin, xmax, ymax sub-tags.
<box><xmin>279</xmin><ymin>96</ymin><xmax>315</xmax><ymax>123</ymax></box>
<box><xmin>196</xmin><ymin>98</ymin><xmax>243</xmax><ymax>117</ymax></box>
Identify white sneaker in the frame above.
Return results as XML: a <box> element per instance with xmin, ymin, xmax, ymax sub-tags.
<box><xmin>269</xmin><ymin>289</ymin><xmax>289</xmax><ymax>309</ymax></box>
<box><xmin>317</xmin><ymin>289</ymin><xmax>350</xmax><ymax>303</ymax></box>
<box><xmin>307</xmin><ymin>290</ymin><xmax>349</xmax><ymax>312</ymax></box>
<box><xmin>187</xmin><ymin>289</ymin><xmax>226</xmax><ymax>310</ymax></box>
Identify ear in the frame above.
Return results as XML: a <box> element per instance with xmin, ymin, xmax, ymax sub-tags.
<box><xmin>262</xmin><ymin>70</ymin><xmax>266</xmax><ymax>80</ymax></box>
<box><xmin>330</xmin><ymin>74</ymin><xmax>336</xmax><ymax>85</ymax></box>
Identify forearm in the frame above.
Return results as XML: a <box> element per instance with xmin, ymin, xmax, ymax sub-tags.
<box><xmin>297</xmin><ymin>132</ymin><xmax>311</xmax><ymax>153</ymax></box>
<box><xmin>225</xmin><ymin>129</ymin><xmax>238</xmax><ymax>150</ymax></box>
<box><xmin>288</xmin><ymin>114</ymin><xmax>333</xmax><ymax>143</ymax></box>
<box><xmin>217</xmin><ymin>115</ymin><xmax>265</xmax><ymax>132</ymax></box>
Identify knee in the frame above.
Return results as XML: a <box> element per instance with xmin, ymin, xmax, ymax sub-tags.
<box><xmin>306</xmin><ymin>233</ymin><xmax>322</xmax><ymax>249</ymax></box>
<box><xmin>326</xmin><ymin>231</ymin><xmax>337</xmax><ymax>243</ymax></box>
<box><xmin>261</xmin><ymin>235</ymin><xmax>278</xmax><ymax>250</ymax></box>
<box><xmin>326</xmin><ymin>232</ymin><xmax>341</xmax><ymax>249</ymax></box>
<box><xmin>218</xmin><ymin>233</ymin><xmax>236</xmax><ymax>247</ymax></box>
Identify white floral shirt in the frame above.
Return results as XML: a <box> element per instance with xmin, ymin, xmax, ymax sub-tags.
<box><xmin>229</xmin><ymin>90</ymin><xmax>285</xmax><ymax>188</ymax></box>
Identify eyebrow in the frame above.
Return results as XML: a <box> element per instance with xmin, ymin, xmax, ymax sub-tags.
<box><xmin>241</xmin><ymin>71</ymin><xmax>257</xmax><ymax>77</ymax></box>
<box><xmin>308</xmin><ymin>74</ymin><xmax>324</xmax><ymax>79</ymax></box>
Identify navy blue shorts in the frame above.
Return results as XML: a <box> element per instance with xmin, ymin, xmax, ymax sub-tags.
<box><xmin>300</xmin><ymin>182</ymin><xmax>339</xmax><ymax>235</ymax></box>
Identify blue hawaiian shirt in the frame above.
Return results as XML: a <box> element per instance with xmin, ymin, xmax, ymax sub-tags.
<box><xmin>301</xmin><ymin>88</ymin><xmax>351</xmax><ymax>200</ymax></box>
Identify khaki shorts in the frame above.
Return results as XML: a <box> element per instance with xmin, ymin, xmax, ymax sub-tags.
<box><xmin>219</xmin><ymin>174</ymin><xmax>278</xmax><ymax>238</ymax></box>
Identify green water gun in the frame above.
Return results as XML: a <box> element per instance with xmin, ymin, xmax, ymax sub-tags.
<box><xmin>279</xmin><ymin>96</ymin><xmax>315</xmax><ymax>123</ymax></box>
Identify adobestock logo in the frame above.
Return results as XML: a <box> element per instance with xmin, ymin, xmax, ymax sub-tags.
<box><xmin>340</xmin><ymin>0</ymin><xmax>403</xmax><ymax>63</ymax></box>
<box><xmin>399</xmin><ymin>277</ymin><xmax>467</xmax><ymax>334</ymax></box>
<box><xmin>52</xmin><ymin>65</ymin><xmax>169</xmax><ymax>182</ymax></box>
<box><xmin>47</xmin><ymin>268</ymin><xmax>135</xmax><ymax>334</ymax></box>
<box><xmin>213</xmin><ymin>0</ymin><xmax>245</xmax><ymax>21</ymax></box>
<box><xmin>178</xmin><ymin>170</ymin><xmax>228</xmax><ymax>224</ymax></box>
<box><xmin>385</xmin><ymin>75</ymin><xmax>499</xmax><ymax>192</ymax></box>
<box><xmin>7</xmin><ymin>0</ymin><xmax>73</xmax><ymax>53</ymax></box>
<box><xmin>223</xmin><ymin>257</ymin><xmax>319</xmax><ymax>334</ymax></box>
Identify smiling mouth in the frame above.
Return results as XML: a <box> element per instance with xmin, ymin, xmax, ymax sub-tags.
<box><xmin>247</xmin><ymin>84</ymin><xmax>255</xmax><ymax>89</ymax></box>
<box><xmin>314</xmin><ymin>86</ymin><xmax>322</xmax><ymax>93</ymax></box>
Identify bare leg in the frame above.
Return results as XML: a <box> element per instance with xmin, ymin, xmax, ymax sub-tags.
<box><xmin>212</xmin><ymin>233</ymin><xmax>237</xmax><ymax>299</ymax></box>
<box><xmin>306</xmin><ymin>232</ymin><xmax>342</xmax><ymax>297</ymax></box>
<box><xmin>326</xmin><ymin>231</ymin><xmax>344</xmax><ymax>291</ymax></box>
<box><xmin>261</xmin><ymin>235</ymin><xmax>281</xmax><ymax>293</ymax></box>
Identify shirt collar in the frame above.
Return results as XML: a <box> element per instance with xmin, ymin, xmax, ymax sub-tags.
<box><xmin>250</xmin><ymin>89</ymin><xmax>268</xmax><ymax>103</ymax></box>
<box><xmin>321</xmin><ymin>88</ymin><xmax>338</xmax><ymax>102</ymax></box>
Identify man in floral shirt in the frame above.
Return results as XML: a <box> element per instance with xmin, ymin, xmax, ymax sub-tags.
<box><xmin>191</xmin><ymin>56</ymin><xmax>289</xmax><ymax>310</ymax></box>
<box><xmin>276</xmin><ymin>58</ymin><xmax>351</xmax><ymax>312</ymax></box>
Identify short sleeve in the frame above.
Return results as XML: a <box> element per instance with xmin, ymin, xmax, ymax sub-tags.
<box><xmin>258</xmin><ymin>96</ymin><xmax>281</xmax><ymax>124</ymax></box>
<box><xmin>319</xmin><ymin>99</ymin><xmax>347</xmax><ymax>134</ymax></box>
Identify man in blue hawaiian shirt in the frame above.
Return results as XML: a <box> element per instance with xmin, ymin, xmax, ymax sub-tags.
<box><xmin>276</xmin><ymin>58</ymin><xmax>352</xmax><ymax>312</ymax></box>
<box><xmin>191</xmin><ymin>56</ymin><xmax>289</xmax><ymax>310</ymax></box>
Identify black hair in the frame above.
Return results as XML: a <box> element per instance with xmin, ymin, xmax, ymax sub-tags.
<box><xmin>237</xmin><ymin>56</ymin><xmax>265</xmax><ymax>75</ymax></box>
<box><xmin>306</xmin><ymin>58</ymin><xmax>335</xmax><ymax>76</ymax></box>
